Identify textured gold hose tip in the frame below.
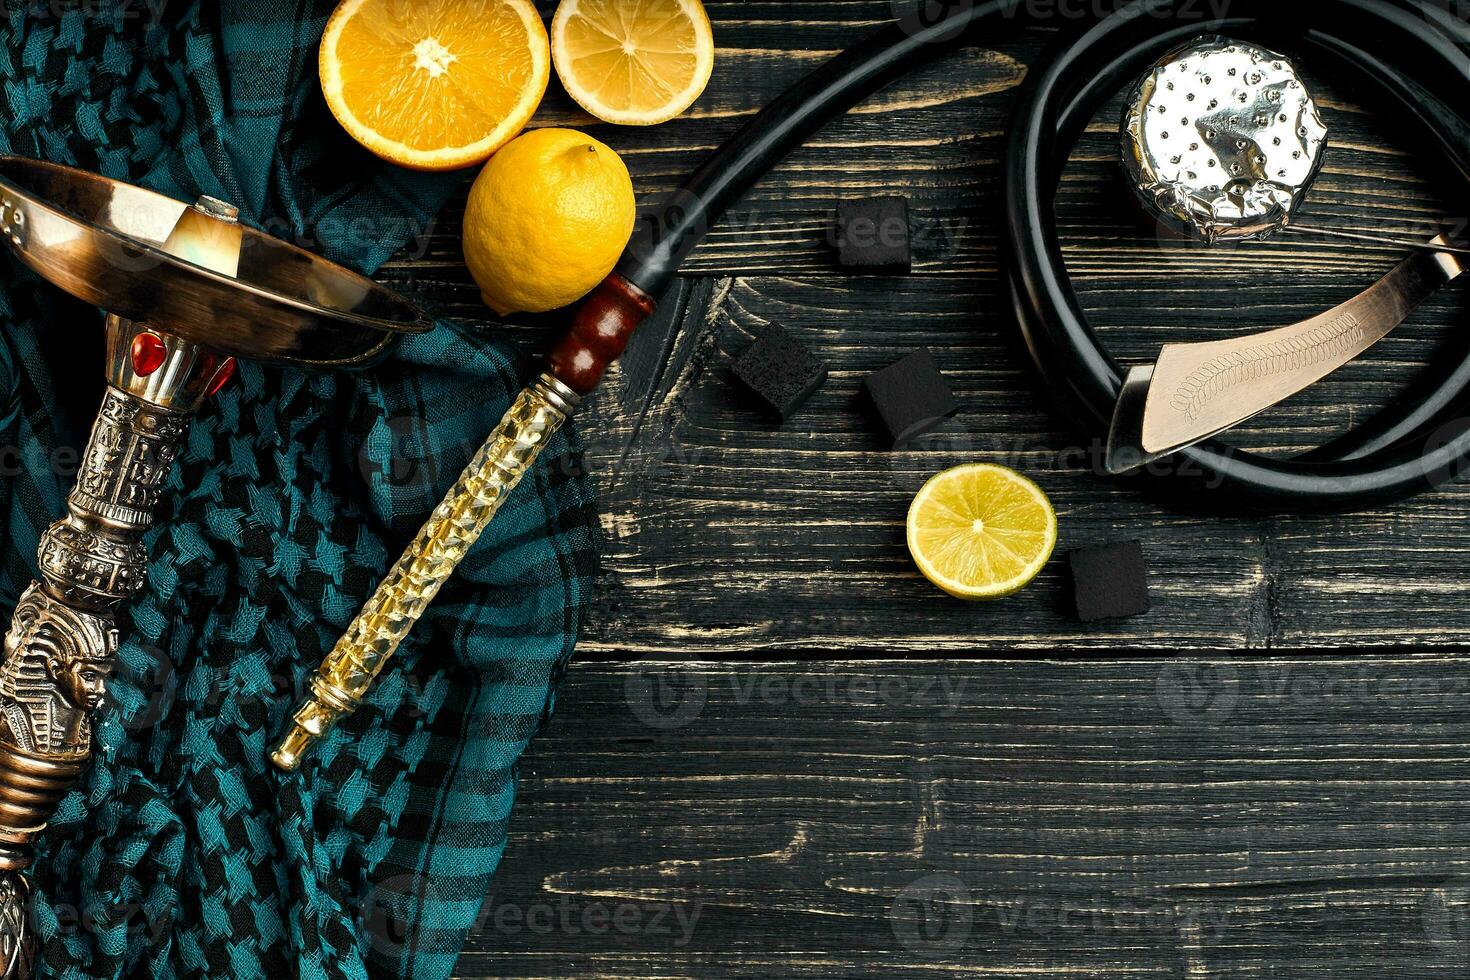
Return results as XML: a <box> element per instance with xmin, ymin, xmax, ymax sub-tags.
<box><xmin>270</xmin><ymin>687</ymin><xmax>354</xmax><ymax>772</ymax></box>
<box><xmin>270</xmin><ymin>725</ymin><xmax>312</xmax><ymax>772</ymax></box>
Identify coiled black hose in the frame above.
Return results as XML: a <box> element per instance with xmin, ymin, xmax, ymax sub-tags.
<box><xmin>616</xmin><ymin>0</ymin><xmax>1470</xmax><ymax>512</ymax></box>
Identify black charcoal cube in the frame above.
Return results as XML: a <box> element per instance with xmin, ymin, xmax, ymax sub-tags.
<box><xmin>862</xmin><ymin>350</ymin><xmax>959</xmax><ymax>447</ymax></box>
<box><xmin>732</xmin><ymin>323</ymin><xmax>829</xmax><ymax>421</ymax></box>
<box><xmin>833</xmin><ymin>196</ymin><xmax>912</xmax><ymax>272</ymax></box>
<box><xmin>1069</xmin><ymin>541</ymin><xmax>1151</xmax><ymax>622</ymax></box>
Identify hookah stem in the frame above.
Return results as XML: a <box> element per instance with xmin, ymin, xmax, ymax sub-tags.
<box><xmin>0</xmin><ymin>312</ymin><xmax>235</xmax><ymax>976</ymax></box>
<box><xmin>0</xmin><ymin>198</ymin><xmax>240</xmax><ymax>976</ymax></box>
<box><xmin>271</xmin><ymin>275</ymin><xmax>655</xmax><ymax>771</ymax></box>
<box><xmin>0</xmin><ymin>378</ymin><xmax>191</xmax><ymax>979</ymax></box>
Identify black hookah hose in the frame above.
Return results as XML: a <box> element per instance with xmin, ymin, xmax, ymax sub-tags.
<box><xmin>613</xmin><ymin>0</ymin><xmax>1470</xmax><ymax>513</ymax></box>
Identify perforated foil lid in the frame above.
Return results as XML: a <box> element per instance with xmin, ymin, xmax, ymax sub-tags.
<box><xmin>1121</xmin><ymin>36</ymin><xmax>1328</xmax><ymax>243</ymax></box>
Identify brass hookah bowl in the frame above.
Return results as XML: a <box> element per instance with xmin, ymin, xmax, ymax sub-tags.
<box><xmin>0</xmin><ymin>156</ymin><xmax>428</xmax><ymax>975</ymax></box>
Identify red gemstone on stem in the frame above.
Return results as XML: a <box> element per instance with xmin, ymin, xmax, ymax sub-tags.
<box><xmin>207</xmin><ymin>357</ymin><xmax>236</xmax><ymax>397</ymax></box>
<box><xmin>130</xmin><ymin>332</ymin><xmax>167</xmax><ymax>377</ymax></box>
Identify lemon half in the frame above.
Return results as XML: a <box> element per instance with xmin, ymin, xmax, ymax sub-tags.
<box><xmin>551</xmin><ymin>0</ymin><xmax>715</xmax><ymax>126</ymax></box>
<box><xmin>907</xmin><ymin>464</ymin><xmax>1058</xmax><ymax>600</ymax></box>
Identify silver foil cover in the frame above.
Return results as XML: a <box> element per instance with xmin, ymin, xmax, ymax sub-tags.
<box><xmin>1122</xmin><ymin>36</ymin><xmax>1328</xmax><ymax>243</ymax></box>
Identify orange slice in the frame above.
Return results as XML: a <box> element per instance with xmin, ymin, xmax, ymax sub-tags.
<box><xmin>319</xmin><ymin>0</ymin><xmax>550</xmax><ymax>171</ymax></box>
<box><xmin>551</xmin><ymin>0</ymin><xmax>715</xmax><ymax>126</ymax></box>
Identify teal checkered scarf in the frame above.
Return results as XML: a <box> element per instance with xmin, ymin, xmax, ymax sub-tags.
<box><xmin>0</xmin><ymin>2</ymin><xmax>599</xmax><ymax>977</ymax></box>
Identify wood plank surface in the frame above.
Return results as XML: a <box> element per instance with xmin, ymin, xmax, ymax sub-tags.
<box><xmin>379</xmin><ymin>4</ymin><xmax>1470</xmax><ymax>652</ymax></box>
<box><xmin>419</xmin><ymin>4</ymin><xmax>1470</xmax><ymax>977</ymax></box>
<box><xmin>456</xmin><ymin>658</ymin><xmax>1470</xmax><ymax>978</ymax></box>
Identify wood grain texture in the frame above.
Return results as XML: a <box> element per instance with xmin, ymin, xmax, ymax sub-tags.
<box><xmin>459</xmin><ymin>659</ymin><xmax>1470</xmax><ymax>978</ymax></box>
<box><xmin>390</xmin><ymin>7</ymin><xmax>1470</xmax><ymax>976</ymax></box>
<box><xmin>379</xmin><ymin>5</ymin><xmax>1470</xmax><ymax>652</ymax></box>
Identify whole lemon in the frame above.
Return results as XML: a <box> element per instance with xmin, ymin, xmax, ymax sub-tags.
<box><xmin>463</xmin><ymin>128</ymin><xmax>636</xmax><ymax>316</ymax></box>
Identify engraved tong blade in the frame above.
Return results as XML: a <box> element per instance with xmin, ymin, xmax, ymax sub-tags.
<box><xmin>1105</xmin><ymin>239</ymin><xmax>1468</xmax><ymax>473</ymax></box>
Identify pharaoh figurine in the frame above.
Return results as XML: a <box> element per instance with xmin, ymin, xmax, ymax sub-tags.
<box><xmin>0</xmin><ymin>584</ymin><xmax>116</xmax><ymax>758</ymax></box>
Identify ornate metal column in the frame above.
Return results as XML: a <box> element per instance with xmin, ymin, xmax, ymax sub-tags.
<box><xmin>0</xmin><ymin>311</ymin><xmax>236</xmax><ymax>975</ymax></box>
<box><xmin>0</xmin><ymin>196</ymin><xmax>248</xmax><ymax>974</ymax></box>
<box><xmin>0</xmin><ymin>157</ymin><xmax>429</xmax><ymax>976</ymax></box>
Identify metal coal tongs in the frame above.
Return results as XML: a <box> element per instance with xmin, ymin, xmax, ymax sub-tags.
<box><xmin>1105</xmin><ymin>36</ymin><xmax>1469</xmax><ymax>470</ymax></box>
<box><xmin>0</xmin><ymin>157</ymin><xmax>428</xmax><ymax>973</ymax></box>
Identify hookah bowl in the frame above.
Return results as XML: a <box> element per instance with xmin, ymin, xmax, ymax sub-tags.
<box><xmin>0</xmin><ymin>156</ymin><xmax>428</xmax><ymax>974</ymax></box>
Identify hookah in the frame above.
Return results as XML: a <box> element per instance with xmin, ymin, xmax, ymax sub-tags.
<box><xmin>0</xmin><ymin>1</ymin><xmax>1455</xmax><ymax>975</ymax></box>
<box><xmin>0</xmin><ymin>157</ymin><xmax>427</xmax><ymax>973</ymax></box>
<box><xmin>272</xmin><ymin>0</ymin><xmax>1470</xmax><ymax>769</ymax></box>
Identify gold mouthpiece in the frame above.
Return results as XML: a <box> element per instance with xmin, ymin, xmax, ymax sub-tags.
<box><xmin>271</xmin><ymin>374</ymin><xmax>579</xmax><ymax>772</ymax></box>
<box><xmin>270</xmin><ymin>685</ymin><xmax>354</xmax><ymax>771</ymax></box>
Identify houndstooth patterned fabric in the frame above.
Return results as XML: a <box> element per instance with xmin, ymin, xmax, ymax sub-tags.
<box><xmin>0</xmin><ymin>2</ymin><xmax>599</xmax><ymax>978</ymax></box>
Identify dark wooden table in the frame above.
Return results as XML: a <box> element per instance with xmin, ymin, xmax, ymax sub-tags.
<box><xmin>379</xmin><ymin>4</ymin><xmax>1470</xmax><ymax>975</ymax></box>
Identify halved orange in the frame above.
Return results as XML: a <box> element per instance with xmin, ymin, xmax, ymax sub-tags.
<box><xmin>319</xmin><ymin>0</ymin><xmax>550</xmax><ymax>171</ymax></box>
<box><xmin>551</xmin><ymin>0</ymin><xmax>715</xmax><ymax>126</ymax></box>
